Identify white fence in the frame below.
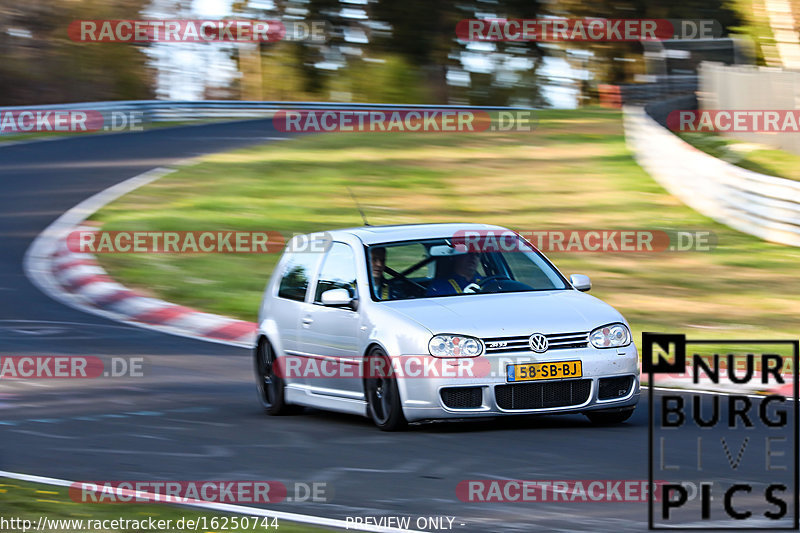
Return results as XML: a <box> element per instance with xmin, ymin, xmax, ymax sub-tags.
<box><xmin>624</xmin><ymin>105</ymin><xmax>800</xmax><ymax>247</ymax></box>
<box><xmin>699</xmin><ymin>62</ymin><xmax>800</xmax><ymax>153</ymax></box>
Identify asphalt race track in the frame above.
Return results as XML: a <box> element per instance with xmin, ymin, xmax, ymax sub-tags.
<box><xmin>0</xmin><ymin>123</ymin><xmax>793</xmax><ymax>532</ymax></box>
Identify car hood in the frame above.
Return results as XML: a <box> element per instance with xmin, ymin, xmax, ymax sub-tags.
<box><xmin>384</xmin><ymin>290</ymin><xmax>625</xmax><ymax>337</ymax></box>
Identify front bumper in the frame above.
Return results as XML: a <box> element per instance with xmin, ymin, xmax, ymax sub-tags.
<box><xmin>397</xmin><ymin>344</ymin><xmax>640</xmax><ymax>423</ymax></box>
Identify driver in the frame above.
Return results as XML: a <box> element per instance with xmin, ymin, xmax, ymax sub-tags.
<box><xmin>426</xmin><ymin>252</ymin><xmax>483</xmax><ymax>296</ymax></box>
<box><xmin>371</xmin><ymin>247</ymin><xmax>391</xmax><ymax>300</ymax></box>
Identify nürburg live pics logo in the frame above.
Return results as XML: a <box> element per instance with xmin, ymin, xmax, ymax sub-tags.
<box><xmin>644</xmin><ymin>333</ymin><xmax>799</xmax><ymax>529</ymax></box>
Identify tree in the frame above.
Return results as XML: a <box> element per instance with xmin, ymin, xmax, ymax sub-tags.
<box><xmin>230</xmin><ymin>0</ymin><xmax>547</xmax><ymax>105</ymax></box>
<box><xmin>0</xmin><ymin>0</ymin><xmax>155</xmax><ymax>105</ymax></box>
<box><xmin>371</xmin><ymin>0</ymin><xmax>545</xmax><ymax>105</ymax></box>
<box><xmin>546</xmin><ymin>0</ymin><xmax>743</xmax><ymax>86</ymax></box>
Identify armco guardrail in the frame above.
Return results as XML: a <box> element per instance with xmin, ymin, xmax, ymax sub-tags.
<box><xmin>624</xmin><ymin>105</ymin><xmax>800</xmax><ymax>247</ymax></box>
<box><xmin>599</xmin><ymin>75</ymin><xmax>698</xmax><ymax>107</ymax></box>
<box><xmin>0</xmin><ymin>100</ymin><xmax>527</xmax><ymax>135</ymax></box>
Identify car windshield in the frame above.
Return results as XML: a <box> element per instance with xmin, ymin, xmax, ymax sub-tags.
<box><xmin>366</xmin><ymin>236</ymin><xmax>569</xmax><ymax>301</ymax></box>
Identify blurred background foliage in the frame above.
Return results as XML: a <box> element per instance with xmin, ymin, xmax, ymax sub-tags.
<box><xmin>0</xmin><ymin>0</ymin><xmax>747</xmax><ymax>106</ymax></box>
<box><xmin>0</xmin><ymin>0</ymin><xmax>154</xmax><ymax>104</ymax></box>
<box><xmin>548</xmin><ymin>0</ymin><xmax>743</xmax><ymax>85</ymax></box>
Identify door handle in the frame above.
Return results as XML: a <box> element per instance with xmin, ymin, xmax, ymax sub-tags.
<box><xmin>301</xmin><ymin>316</ymin><xmax>314</xmax><ymax>327</ymax></box>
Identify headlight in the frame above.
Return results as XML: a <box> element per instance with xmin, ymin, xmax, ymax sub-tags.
<box><xmin>428</xmin><ymin>335</ymin><xmax>483</xmax><ymax>358</ymax></box>
<box><xmin>590</xmin><ymin>323</ymin><xmax>631</xmax><ymax>349</ymax></box>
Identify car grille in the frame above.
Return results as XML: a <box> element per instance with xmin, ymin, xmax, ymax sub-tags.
<box><xmin>495</xmin><ymin>379</ymin><xmax>591</xmax><ymax>410</ymax></box>
<box><xmin>483</xmin><ymin>331</ymin><xmax>589</xmax><ymax>354</ymax></box>
<box><xmin>598</xmin><ymin>376</ymin><xmax>634</xmax><ymax>400</ymax></box>
<box><xmin>440</xmin><ymin>387</ymin><xmax>483</xmax><ymax>409</ymax></box>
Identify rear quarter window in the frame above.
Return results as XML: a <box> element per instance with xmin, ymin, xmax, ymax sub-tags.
<box><xmin>277</xmin><ymin>251</ymin><xmax>321</xmax><ymax>301</ymax></box>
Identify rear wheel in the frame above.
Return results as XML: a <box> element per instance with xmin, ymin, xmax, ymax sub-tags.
<box><xmin>255</xmin><ymin>339</ymin><xmax>295</xmax><ymax>415</ymax></box>
<box><xmin>364</xmin><ymin>347</ymin><xmax>407</xmax><ymax>431</ymax></box>
<box><xmin>585</xmin><ymin>407</ymin><xmax>635</xmax><ymax>425</ymax></box>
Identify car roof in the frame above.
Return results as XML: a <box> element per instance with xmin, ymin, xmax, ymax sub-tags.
<box><xmin>324</xmin><ymin>223</ymin><xmax>511</xmax><ymax>246</ymax></box>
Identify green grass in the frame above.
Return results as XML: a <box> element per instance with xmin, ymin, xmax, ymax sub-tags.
<box><xmin>0</xmin><ymin>478</ymin><xmax>331</xmax><ymax>532</ymax></box>
<box><xmin>89</xmin><ymin>107</ymin><xmax>800</xmax><ymax>342</ymax></box>
<box><xmin>677</xmin><ymin>131</ymin><xmax>800</xmax><ymax>181</ymax></box>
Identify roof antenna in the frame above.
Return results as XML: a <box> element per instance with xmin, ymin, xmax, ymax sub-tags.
<box><xmin>347</xmin><ymin>186</ymin><xmax>370</xmax><ymax>226</ymax></box>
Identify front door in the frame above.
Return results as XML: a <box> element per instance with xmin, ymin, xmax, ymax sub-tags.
<box><xmin>301</xmin><ymin>242</ymin><xmax>362</xmax><ymax>397</ymax></box>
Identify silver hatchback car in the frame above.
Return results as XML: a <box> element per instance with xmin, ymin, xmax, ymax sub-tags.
<box><xmin>255</xmin><ymin>223</ymin><xmax>639</xmax><ymax>430</ymax></box>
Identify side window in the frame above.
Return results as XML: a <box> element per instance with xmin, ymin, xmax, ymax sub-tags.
<box><xmin>314</xmin><ymin>243</ymin><xmax>357</xmax><ymax>303</ymax></box>
<box><xmin>277</xmin><ymin>252</ymin><xmax>320</xmax><ymax>301</ymax></box>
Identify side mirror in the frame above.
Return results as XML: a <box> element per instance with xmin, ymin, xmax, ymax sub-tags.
<box><xmin>570</xmin><ymin>274</ymin><xmax>591</xmax><ymax>292</ymax></box>
<box><xmin>320</xmin><ymin>288</ymin><xmax>357</xmax><ymax>310</ymax></box>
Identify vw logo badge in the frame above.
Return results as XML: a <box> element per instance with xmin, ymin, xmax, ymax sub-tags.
<box><xmin>529</xmin><ymin>333</ymin><xmax>549</xmax><ymax>353</ymax></box>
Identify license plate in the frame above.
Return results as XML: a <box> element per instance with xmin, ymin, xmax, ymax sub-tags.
<box><xmin>506</xmin><ymin>361</ymin><xmax>582</xmax><ymax>382</ymax></box>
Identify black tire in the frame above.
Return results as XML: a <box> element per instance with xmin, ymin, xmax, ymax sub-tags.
<box><xmin>254</xmin><ymin>338</ymin><xmax>296</xmax><ymax>415</ymax></box>
<box><xmin>364</xmin><ymin>347</ymin><xmax>407</xmax><ymax>431</ymax></box>
<box><xmin>585</xmin><ymin>407</ymin><xmax>635</xmax><ymax>425</ymax></box>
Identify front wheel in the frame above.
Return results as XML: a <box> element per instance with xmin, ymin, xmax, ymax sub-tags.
<box><xmin>255</xmin><ymin>339</ymin><xmax>295</xmax><ymax>415</ymax></box>
<box><xmin>364</xmin><ymin>347</ymin><xmax>407</xmax><ymax>431</ymax></box>
<box><xmin>585</xmin><ymin>407</ymin><xmax>635</xmax><ymax>425</ymax></box>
